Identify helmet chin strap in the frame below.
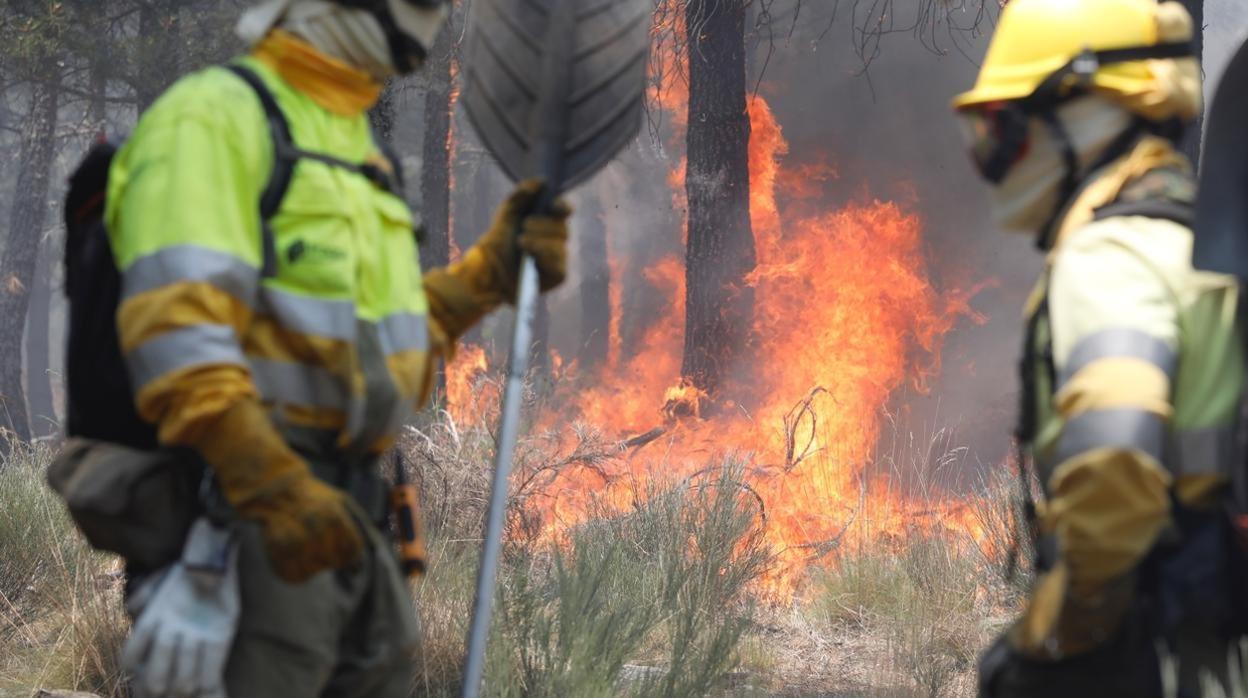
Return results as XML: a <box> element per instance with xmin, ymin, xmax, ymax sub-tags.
<box><xmin>1034</xmin><ymin>111</ymin><xmax>1147</xmax><ymax>251</ymax></box>
<box><xmin>1035</xmin><ymin>112</ymin><xmax>1081</xmax><ymax>251</ymax></box>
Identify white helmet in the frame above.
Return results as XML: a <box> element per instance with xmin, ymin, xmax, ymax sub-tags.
<box><xmin>239</xmin><ymin>0</ymin><xmax>449</xmax><ymax>76</ymax></box>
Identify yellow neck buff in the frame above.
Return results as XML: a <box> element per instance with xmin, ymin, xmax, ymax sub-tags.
<box><xmin>252</xmin><ymin>30</ymin><xmax>382</xmax><ymax>117</ymax></box>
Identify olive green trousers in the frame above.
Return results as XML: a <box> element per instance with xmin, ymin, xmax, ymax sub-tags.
<box><xmin>222</xmin><ymin>517</ymin><xmax>419</xmax><ymax>697</ymax></box>
<box><xmin>219</xmin><ymin>441</ymin><xmax>419</xmax><ymax>698</ymax></box>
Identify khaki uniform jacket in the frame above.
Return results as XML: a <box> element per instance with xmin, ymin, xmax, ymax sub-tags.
<box><xmin>1022</xmin><ymin>137</ymin><xmax>1242</xmax><ymax>600</ymax></box>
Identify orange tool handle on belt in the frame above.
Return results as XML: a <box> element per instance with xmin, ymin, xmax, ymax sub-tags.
<box><xmin>392</xmin><ymin>455</ymin><xmax>428</xmax><ymax>577</ymax></box>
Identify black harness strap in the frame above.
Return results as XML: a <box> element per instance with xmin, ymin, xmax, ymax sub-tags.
<box><xmin>1093</xmin><ymin>199</ymin><xmax>1195</xmax><ymax>227</ymax></box>
<box><xmin>1036</xmin><ymin>122</ymin><xmax>1149</xmax><ymax>250</ymax></box>
<box><xmin>225</xmin><ymin>63</ymin><xmax>404</xmax><ymax>277</ymax></box>
<box><xmin>226</xmin><ymin>64</ymin><xmax>293</xmax><ymax>278</ymax></box>
<box><xmin>1011</xmin><ymin>288</ymin><xmax>1052</xmax><ymax>580</ymax></box>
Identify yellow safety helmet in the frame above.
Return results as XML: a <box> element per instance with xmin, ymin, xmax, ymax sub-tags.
<box><xmin>953</xmin><ymin>0</ymin><xmax>1200</xmax><ymax>123</ymax></box>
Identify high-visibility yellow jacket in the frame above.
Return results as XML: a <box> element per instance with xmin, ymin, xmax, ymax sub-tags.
<box><xmin>1021</xmin><ymin>136</ymin><xmax>1243</xmax><ymax>602</ymax></box>
<box><xmin>106</xmin><ymin>33</ymin><xmax>477</xmax><ymax>467</ymax></box>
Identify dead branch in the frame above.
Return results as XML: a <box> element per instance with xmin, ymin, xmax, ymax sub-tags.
<box><xmin>783</xmin><ymin>386</ymin><xmax>829</xmax><ymax>472</ymax></box>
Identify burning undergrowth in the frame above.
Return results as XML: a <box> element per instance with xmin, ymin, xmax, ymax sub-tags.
<box><xmin>445</xmin><ymin>80</ymin><xmax>991</xmax><ymax>596</ymax></box>
<box><xmin>404</xmin><ymin>384</ymin><xmax>1020</xmax><ymax>695</ymax></box>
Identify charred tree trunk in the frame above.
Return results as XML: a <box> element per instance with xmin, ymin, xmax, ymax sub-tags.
<box><xmin>1</xmin><ymin>79</ymin><xmax>61</xmax><ymax>446</ymax></box>
<box><xmin>532</xmin><ymin>297</ymin><xmax>552</xmax><ymax>386</ymax></box>
<box><xmin>577</xmin><ymin>194</ymin><xmax>610</xmax><ymax>368</ymax></box>
<box><xmin>136</xmin><ymin>2</ymin><xmax>181</xmax><ymax>112</ymax></box>
<box><xmin>420</xmin><ymin>29</ymin><xmax>455</xmax><ymax>272</ymax></box>
<box><xmin>83</xmin><ymin>0</ymin><xmax>110</xmax><ymax>136</ymax></box>
<box><xmin>681</xmin><ymin>0</ymin><xmax>756</xmax><ymax>399</ymax></box>
<box><xmin>420</xmin><ymin>22</ymin><xmax>456</xmax><ymax>399</ymax></box>
<box><xmin>1180</xmin><ymin>0</ymin><xmax>1203</xmax><ymax>167</ymax></box>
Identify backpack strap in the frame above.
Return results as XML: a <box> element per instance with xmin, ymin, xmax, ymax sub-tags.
<box><xmin>225</xmin><ymin>63</ymin><xmax>407</xmax><ymax>277</ymax></box>
<box><xmin>225</xmin><ymin>63</ymin><xmax>291</xmax><ymax>278</ymax></box>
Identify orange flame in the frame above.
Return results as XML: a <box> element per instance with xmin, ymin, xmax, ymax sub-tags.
<box><xmin>444</xmin><ymin>26</ymin><xmax>989</xmax><ymax>596</ymax></box>
<box><xmin>445</xmin><ymin>343</ymin><xmax>495</xmax><ymax>426</ymax></box>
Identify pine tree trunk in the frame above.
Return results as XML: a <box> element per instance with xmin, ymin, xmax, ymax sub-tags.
<box><xmin>532</xmin><ymin>296</ymin><xmax>552</xmax><ymax>386</ymax></box>
<box><xmin>577</xmin><ymin>194</ymin><xmax>610</xmax><ymax>368</ymax></box>
<box><xmin>420</xmin><ymin>23</ymin><xmax>456</xmax><ymax>399</ymax></box>
<box><xmin>25</xmin><ymin>241</ymin><xmax>55</xmax><ymax>439</ymax></box>
<box><xmin>1</xmin><ymin>79</ymin><xmax>60</xmax><ymax>446</ymax></box>
<box><xmin>85</xmin><ymin>0</ymin><xmax>110</xmax><ymax>136</ymax></box>
<box><xmin>136</xmin><ymin>2</ymin><xmax>181</xmax><ymax>112</ymax></box>
<box><xmin>681</xmin><ymin>0</ymin><xmax>756</xmax><ymax>399</ymax></box>
<box><xmin>420</xmin><ymin>28</ymin><xmax>455</xmax><ymax>272</ymax></box>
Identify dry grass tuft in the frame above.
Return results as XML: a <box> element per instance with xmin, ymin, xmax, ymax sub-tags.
<box><xmin>0</xmin><ymin>442</ymin><xmax>129</xmax><ymax>696</ymax></box>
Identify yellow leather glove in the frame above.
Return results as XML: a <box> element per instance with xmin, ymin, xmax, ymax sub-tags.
<box><xmin>424</xmin><ymin>179</ymin><xmax>572</xmax><ymax>343</ymax></box>
<box><xmin>484</xmin><ymin>178</ymin><xmax>573</xmax><ymax>296</ymax></box>
<box><xmin>190</xmin><ymin>396</ymin><xmax>364</xmax><ymax>584</ymax></box>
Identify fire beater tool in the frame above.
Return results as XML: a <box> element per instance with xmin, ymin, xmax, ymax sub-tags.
<box><xmin>457</xmin><ymin>0</ymin><xmax>650</xmax><ymax>694</ymax></box>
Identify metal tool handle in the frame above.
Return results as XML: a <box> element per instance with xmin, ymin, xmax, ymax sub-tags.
<box><xmin>461</xmin><ymin>253</ymin><xmax>541</xmax><ymax>698</ymax></box>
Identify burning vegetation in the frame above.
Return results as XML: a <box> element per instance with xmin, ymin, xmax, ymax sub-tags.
<box><xmin>444</xmin><ymin>25</ymin><xmax>991</xmax><ymax>599</ymax></box>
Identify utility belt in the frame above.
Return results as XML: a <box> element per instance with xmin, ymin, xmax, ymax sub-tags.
<box><xmin>280</xmin><ymin>424</ymin><xmax>390</xmax><ymax>526</ymax></box>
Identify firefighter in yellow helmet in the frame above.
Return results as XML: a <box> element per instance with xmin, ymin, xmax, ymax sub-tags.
<box><xmin>104</xmin><ymin>1</ymin><xmax>570</xmax><ymax>695</ymax></box>
<box><xmin>953</xmin><ymin>0</ymin><xmax>1246</xmax><ymax>695</ymax></box>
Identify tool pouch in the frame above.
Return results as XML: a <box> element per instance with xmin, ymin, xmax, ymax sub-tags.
<box><xmin>47</xmin><ymin>438</ymin><xmax>205</xmax><ymax>572</ymax></box>
<box><xmin>391</xmin><ymin>482</ymin><xmax>428</xmax><ymax>577</ymax></box>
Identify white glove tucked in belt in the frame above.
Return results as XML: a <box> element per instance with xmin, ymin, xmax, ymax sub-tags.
<box><xmin>122</xmin><ymin>518</ymin><xmax>240</xmax><ymax>698</ymax></box>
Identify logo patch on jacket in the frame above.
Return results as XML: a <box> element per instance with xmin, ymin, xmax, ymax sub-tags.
<box><xmin>287</xmin><ymin>239</ymin><xmax>347</xmax><ymax>265</ymax></box>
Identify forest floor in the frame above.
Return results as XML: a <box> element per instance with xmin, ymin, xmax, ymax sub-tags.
<box><xmin>0</xmin><ymin>407</ymin><xmax>1024</xmax><ymax>697</ymax></box>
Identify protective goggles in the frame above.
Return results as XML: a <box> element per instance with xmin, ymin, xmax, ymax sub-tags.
<box><xmin>958</xmin><ymin>102</ymin><xmax>1032</xmax><ymax>184</ymax></box>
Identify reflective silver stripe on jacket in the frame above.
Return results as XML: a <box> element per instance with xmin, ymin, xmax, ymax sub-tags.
<box><xmin>122</xmin><ymin>245</ymin><xmax>259</xmax><ymax>303</ymax></box>
<box><xmin>127</xmin><ymin>324</ymin><xmax>249</xmax><ymax>390</ymax></box>
<box><xmin>1051</xmin><ymin>413</ymin><xmax>1235</xmax><ymax>477</ymax></box>
<box><xmin>249</xmin><ymin>358</ymin><xmax>349</xmax><ymax>410</ymax></box>
<box><xmin>124</xmin><ymin>247</ymin><xmax>427</xmax><ymax>356</ymax></box>
<box><xmin>378</xmin><ymin>312</ymin><xmax>430</xmax><ymax>355</ymax></box>
<box><xmin>1059</xmin><ymin>328</ymin><xmax>1177</xmax><ymax>389</ymax></box>
<box><xmin>1054</xmin><ymin>408</ymin><xmax>1167</xmax><ymax>466</ymax></box>
<box><xmin>1166</xmin><ymin>424</ymin><xmax>1238</xmax><ymax>477</ymax></box>
<box><xmin>260</xmin><ymin>287</ymin><xmax>357</xmax><ymax>341</ymax></box>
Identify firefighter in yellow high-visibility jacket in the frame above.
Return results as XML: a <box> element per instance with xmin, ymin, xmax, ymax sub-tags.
<box><xmin>105</xmin><ymin>1</ymin><xmax>570</xmax><ymax>695</ymax></box>
<box><xmin>953</xmin><ymin>0</ymin><xmax>1245</xmax><ymax>695</ymax></box>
